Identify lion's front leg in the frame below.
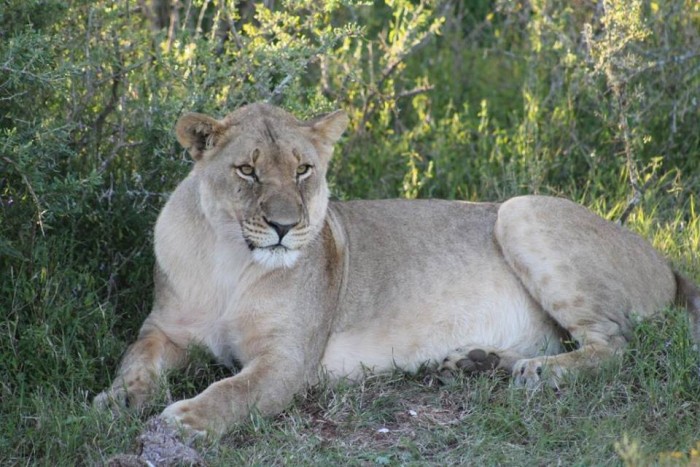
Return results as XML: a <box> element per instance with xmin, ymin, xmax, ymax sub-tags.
<box><xmin>160</xmin><ymin>354</ymin><xmax>304</xmax><ymax>437</ymax></box>
<box><xmin>94</xmin><ymin>325</ymin><xmax>187</xmax><ymax>411</ymax></box>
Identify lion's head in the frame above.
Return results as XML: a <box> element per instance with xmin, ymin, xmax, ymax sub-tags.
<box><xmin>175</xmin><ymin>103</ymin><xmax>349</xmax><ymax>269</ymax></box>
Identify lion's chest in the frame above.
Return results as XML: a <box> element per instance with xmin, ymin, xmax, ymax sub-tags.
<box><xmin>156</xmin><ymin>236</ymin><xmax>265</xmax><ymax>366</ymax></box>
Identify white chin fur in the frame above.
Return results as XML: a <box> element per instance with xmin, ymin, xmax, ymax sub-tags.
<box><xmin>251</xmin><ymin>247</ymin><xmax>300</xmax><ymax>269</ymax></box>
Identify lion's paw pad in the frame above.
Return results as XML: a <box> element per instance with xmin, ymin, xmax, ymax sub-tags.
<box><xmin>438</xmin><ymin>348</ymin><xmax>501</xmax><ymax>381</ymax></box>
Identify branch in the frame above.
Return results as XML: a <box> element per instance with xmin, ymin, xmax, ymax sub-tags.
<box><xmin>359</xmin><ymin>22</ymin><xmax>437</xmax><ymax>130</ymax></box>
<box><xmin>98</xmin><ymin>141</ymin><xmax>143</xmax><ymax>174</ymax></box>
<box><xmin>614</xmin><ymin>88</ymin><xmax>644</xmax><ymax>226</ymax></box>
<box><xmin>266</xmin><ymin>74</ymin><xmax>295</xmax><ymax>106</ymax></box>
<box><xmin>396</xmin><ymin>84</ymin><xmax>434</xmax><ymax>100</ymax></box>
<box><xmin>639</xmin><ymin>51</ymin><xmax>700</xmax><ymax>72</ymax></box>
<box><xmin>0</xmin><ymin>90</ymin><xmax>28</xmax><ymax>101</ymax></box>
<box><xmin>617</xmin><ymin>175</ymin><xmax>656</xmax><ymax>225</ymax></box>
<box><xmin>2</xmin><ymin>156</ymin><xmax>45</xmax><ymax>236</ymax></box>
<box><xmin>265</xmin><ymin>55</ymin><xmax>319</xmax><ymax>105</ymax></box>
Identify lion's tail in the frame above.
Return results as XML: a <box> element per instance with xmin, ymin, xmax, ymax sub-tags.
<box><xmin>675</xmin><ymin>271</ymin><xmax>700</xmax><ymax>343</ymax></box>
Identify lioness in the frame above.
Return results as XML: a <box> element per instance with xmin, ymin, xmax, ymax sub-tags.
<box><xmin>95</xmin><ymin>103</ymin><xmax>700</xmax><ymax>437</ymax></box>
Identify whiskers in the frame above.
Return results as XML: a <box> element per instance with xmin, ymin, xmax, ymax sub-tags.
<box><xmin>240</xmin><ymin>216</ymin><xmax>313</xmax><ymax>269</ymax></box>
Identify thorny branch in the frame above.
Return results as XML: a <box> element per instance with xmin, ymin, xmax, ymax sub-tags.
<box><xmin>358</xmin><ymin>1</ymin><xmax>448</xmax><ymax>131</ymax></box>
<box><xmin>2</xmin><ymin>156</ymin><xmax>45</xmax><ymax>236</ymax></box>
<box><xmin>614</xmin><ymin>89</ymin><xmax>644</xmax><ymax>226</ymax></box>
<box><xmin>98</xmin><ymin>141</ymin><xmax>143</xmax><ymax>174</ymax></box>
<box><xmin>359</xmin><ymin>32</ymin><xmax>435</xmax><ymax>131</ymax></box>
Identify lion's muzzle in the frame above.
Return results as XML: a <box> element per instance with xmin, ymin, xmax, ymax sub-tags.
<box><xmin>263</xmin><ymin>217</ymin><xmax>297</xmax><ymax>241</ymax></box>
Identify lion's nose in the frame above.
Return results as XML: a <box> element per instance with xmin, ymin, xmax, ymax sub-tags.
<box><xmin>264</xmin><ymin>218</ymin><xmax>297</xmax><ymax>241</ymax></box>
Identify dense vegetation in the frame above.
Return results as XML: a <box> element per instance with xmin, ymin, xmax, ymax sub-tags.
<box><xmin>1</xmin><ymin>0</ymin><xmax>699</xmax><ymax>464</ymax></box>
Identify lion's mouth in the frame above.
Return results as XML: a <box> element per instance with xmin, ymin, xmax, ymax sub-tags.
<box><xmin>240</xmin><ymin>224</ymin><xmax>304</xmax><ymax>269</ymax></box>
<box><xmin>264</xmin><ymin>244</ymin><xmax>290</xmax><ymax>252</ymax></box>
<box><xmin>245</xmin><ymin>240</ymin><xmax>291</xmax><ymax>252</ymax></box>
<box><xmin>250</xmin><ymin>243</ymin><xmax>301</xmax><ymax>269</ymax></box>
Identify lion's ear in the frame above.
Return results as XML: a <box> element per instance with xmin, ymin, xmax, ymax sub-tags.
<box><xmin>308</xmin><ymin>110</ymin><xmax>349</xmax><ymax>145</ymax></box>
<box><xmin>175</xmin><ymin>113</ymin><xmax>225</xmax><ymax>160</ymax></box>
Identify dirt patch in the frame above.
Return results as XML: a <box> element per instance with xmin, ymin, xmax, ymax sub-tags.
<box><xmin>106</xmin><ymin>417</ymin><xmax>205</xmax><ymax>466</ymax></box>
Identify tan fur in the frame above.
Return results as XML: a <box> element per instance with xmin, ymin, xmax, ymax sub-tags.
<box><xmin>94</xmin><ymin>103</ymin><xmax>700</xmax><ymax>437</ymax></box>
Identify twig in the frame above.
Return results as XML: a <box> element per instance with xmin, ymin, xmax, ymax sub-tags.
<box><xmin>0</xmin><ymin>91</ymin><xmax>28</xmax><ymax>101</ymax></box>
<box><xmin>614</xmin><ymin>89</ymin><xmax>644</xmax><ymax>225</ymax></box>
<box><xmin>266</xmin><ymin>55</ymin><xmax>320</xmax><ymax>105</ymax></box>
<box><xmin>67</xmin><ymin>60</ymin><xmax>147</xmax><ymax>128</ymax></box>
<box><xmin>617</xmin><ymin>175</ymin><xmax>656</xmax><ymax>225</ymax></box>
<box><xmin>0</xmin><ymin>65</ymin><xmax>53</xmax><ymax>83</ymax></box>
<box><xmin>617</xmin><ymin>191</ymin><xmax>642</xmax><ymax>226</ymax></box>
<box><xmin>98</xmin><ymin>141</ymin><xmax>143</xmax><ymax>173</ymax></box>
<box><xmin>195</xmin><ymin>0</ymin><xmax>211</xmax><ymax>37</ymax></box>
<box><xmin>396</xmin><ymin>84</ymin><xmax>434</xmax><ymax>100</ymax></box>
<box><xmin>165</xmin><ymin>0</ymin><xmax>180</xmax><ymax>51</ymax></box>
<box><xmin>218</xmin><ymin>8</ymin><xmax>274</xmax><ymax>100</ymax></box>
<box><xmin>267</xmin><ymin>74</ymin><xmax>295</xmax><ymax>105</ymax></box>
<box><xmin>359</xmin><ymin>29</ymin><xmax>436</xmax><ymax>130</ymax></box>
<box><xmin>638</xmin><ymin>51</ymin><xmax>700</xmax><ymax>73</ymax></box>
<box><xmin>2</xmin><ymin>156</ymin><xmax>45</xmax><ymax>236</ymax></box>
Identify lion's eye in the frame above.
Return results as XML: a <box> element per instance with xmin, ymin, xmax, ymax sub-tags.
<box><xmin>235</xmin><ymin>164</ymin><xmax>256</xmax><ymax>179</ymax></box>
<box><xmin>296</xmin><ymin>164</ymin><xmax>312</xmax><ymax>177</ymax></box>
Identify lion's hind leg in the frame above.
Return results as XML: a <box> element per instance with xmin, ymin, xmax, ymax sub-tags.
<box><xmin>511</xmin><ymin>341</ymin><xmax>624</xmax><ymax>388</ymax></box>
<box><xmin>494</xmin><ymin>196</ymin><xmax>676</xmax><ymax>388</ymax></box>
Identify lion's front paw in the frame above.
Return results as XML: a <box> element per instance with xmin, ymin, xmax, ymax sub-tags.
<box><xmin>161</xmin><ymin>397</ymin><xmax>226</xmax><ymax>438</ymax></box>
<box><xmin>93</xmin><ymin>377</ymin><xmax>153</xmax><ymax>412</ymax></box>
<box><xmin>512</xmin><ymin>357</ymin><xmax>563</xmax><ymax>389</ymax></box>
<box><xmin>93</xmin><ymin>387</ymin><xmax>128</xmax><ymax>412</ymax></box>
